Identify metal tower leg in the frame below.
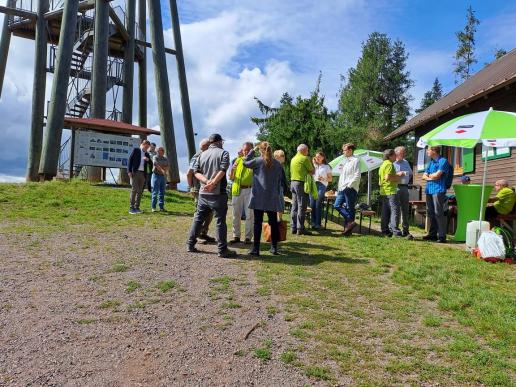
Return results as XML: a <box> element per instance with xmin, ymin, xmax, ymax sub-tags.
<box><xmin>119</xmin><ymin>0</ymin><xmax>136</xmax><ymax>185</ymax></box>
<box><xmin>89</xmin><ymin>0</ymin><xmax>110</xmax><ymax>182</ymax></box>
<box><xmin>138</xmin><ymin>0</ymin><xmax>147</xmax><ymax>130</ymax></box>
<box><xmin>122</xmin><ymin>0</ymin><xmax>135</xmax><ymax>124</ymax></box>
<box><xmin>148</xmin><ymin>0</ymin><xmax>179</xmax><ymax>186</ymax></box>
<box><xmin>26</xmin><ymin>0</ymin><xmax>49</xmax><ymax>181</ymax></box>
<box><xmin>39</xmin><ymin>0</ymin><xmax>79</xmax><ymax>180</ymax></box>
<box><xmin>0</xmin><ymin>0</ymin><xmax>15</xmax><ymax>99</ymax></box>
<box><xmin>169</xmin><ymin>0</ymin><xmax>195</xmax><ymax>160</ymax></box>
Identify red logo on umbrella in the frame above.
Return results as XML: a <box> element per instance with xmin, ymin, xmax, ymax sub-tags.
<box><xmin>455</xmin><ymin>129</ymin><xmax>467</xmax><ymax>134</ymax></box>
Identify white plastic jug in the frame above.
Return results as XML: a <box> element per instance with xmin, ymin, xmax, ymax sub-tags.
<box><xmin>466</xmin><ymin>221</ymin><xmax>490</xmax><ymax>249</ymax></box>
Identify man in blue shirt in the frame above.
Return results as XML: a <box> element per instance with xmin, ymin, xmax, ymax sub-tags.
<box><xmin>422</xmin><ymin>146</ymin><xmax>450</xmax><ymax>243</ymax></box>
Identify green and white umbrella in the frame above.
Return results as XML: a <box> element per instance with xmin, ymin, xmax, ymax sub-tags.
<box><xmin>329</xmin><ymin>149</ymin><xmax>384</xmax><ymax>205</ymax></box>
<box><xmin>417</xmin><ymin>108</ymin><xmax>516</xmax><ymax>240</ymax></box>
<box><xmin>417</xmin><ymin>108</ymin><xmax>516</xmax><ymax>148</ymax></box>
<box><xmin>329</xmin><ymin>149</ymin><xmax>383</xmax><ymax>175</ymax></box>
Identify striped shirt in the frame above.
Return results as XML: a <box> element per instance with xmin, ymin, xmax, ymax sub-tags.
<box><xmin>425</xmin><ymin>156</ymin><xmax>449</xmax><ymax>195</ymax></box>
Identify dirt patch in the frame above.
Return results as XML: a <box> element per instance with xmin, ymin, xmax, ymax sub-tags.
<box><xmin>0</xmin><ymin>228</ymin><xmax>314</xmax><ymax>385</ymax></box>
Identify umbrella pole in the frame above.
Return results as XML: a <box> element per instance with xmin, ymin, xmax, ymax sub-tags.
<box><xmin>367</xmin><ymin>170</ymin><xmax>371</xmax><ymax>206</ymax></box>
<box><xmin>476</xmin><ymin>146</ymin><xmax>489</xmax><ymax>247</ymax></box>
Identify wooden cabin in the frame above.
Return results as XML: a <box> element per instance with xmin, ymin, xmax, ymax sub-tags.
<box><xmin>385</xmin><ymin>49</ymin><xmax>516</xmax><ymax>197</ymax></box>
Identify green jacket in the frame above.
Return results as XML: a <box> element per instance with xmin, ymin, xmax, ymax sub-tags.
<box><xmin>304</xmin><ymin>174</ymin><xmax>318</xmax><ymax>200</ymax></box>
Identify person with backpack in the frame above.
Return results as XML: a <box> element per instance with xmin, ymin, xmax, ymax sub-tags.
<box><xmin>422</xmin><ymin>146</ymin><xmax>451</xmax><ymax>243</ymax></box>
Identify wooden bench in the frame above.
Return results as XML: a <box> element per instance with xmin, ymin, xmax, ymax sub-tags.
<box><xmin>358</xmin><ymin>210</ymin><xmax>375</xmax><ymax>234</ymax></box>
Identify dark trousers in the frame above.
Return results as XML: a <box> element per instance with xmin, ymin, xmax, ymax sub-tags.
<box><xmin>187</xmin><ymin>194</ymin><xmax>228</xmax><ymax>253</ymax></box>
<box><xmin>291</xmin><ymin>181</ymin><xmax>308</xmax><ymax>232</ymax></box>
<box><xmin>334</xmin><ymin>187</ymin><xmax>357</xmax><ymax>225</ymax></box>
<box><xmin>485</xmin><ymin>206</ymin><xmax>500</xmax><ymax>226</ymax></box>
<box><xmin>381</xmin><ymin>194</ymin><xmax>399</xmax><ymax>234</ymax></box>
<box><xmin>426</xmin><ymin>192</ymin><xmax>447</xmax><ymax>239</ymax></box>
<box><xmin>395</xmin><ymin>186</ymin><xmax>410</xmax><ymax>233</ymax></box>
<box><xmin>193</xmin><ymin>192</ymin><xmax>213</xmax><ymax>237</ymax></box>
<box><xmin>253</xmin><ymin>209</ymin><xmax>279</xmax><ymax>251</ymax></box>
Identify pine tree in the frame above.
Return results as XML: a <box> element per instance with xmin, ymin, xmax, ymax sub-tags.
<box><xmin>454</xmin><ymin>6</ymin><xmax>480</xmax><ymax>83</ymax></box>
<box><xmin>251</xmin><ymin>76</ymin><xmax>336</xmax><ymax>177</ymax></box>
<box><xmin>494</xmin><ymin>48</ymin><xmax>507</xmax><ymax>60</ymax></box>
<box><xmin>416</xmin><ymin>78</ymin><xmax>443</xmax><ymax>113</ymax></box>
<box><xmin>336</xmin><ymin>32</ymin><xmax>413</xmax><ymax>149</ymax></box>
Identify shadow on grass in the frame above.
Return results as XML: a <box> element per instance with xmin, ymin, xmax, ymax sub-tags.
<box><xmin>244</xmin><ymin>241</ymin><xmax>369</xmax><ymax>266</ymax></box>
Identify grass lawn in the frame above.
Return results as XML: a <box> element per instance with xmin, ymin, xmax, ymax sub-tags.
<box><xmin>0</xmin><ymin>181</ymin><xmax>514</xmax><ymax>385</ymax></box>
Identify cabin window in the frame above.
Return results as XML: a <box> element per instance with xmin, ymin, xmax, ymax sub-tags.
<box><xmin>481</xmin><ymin>146</ymin><xmax>511</xmax><ymax>161</ymax></box>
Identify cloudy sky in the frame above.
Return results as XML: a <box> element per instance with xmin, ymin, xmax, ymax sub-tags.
<box><xmin>0</xmin><ymin>0</ymin><xmax>514</xmax><ymax>184</ymax></box>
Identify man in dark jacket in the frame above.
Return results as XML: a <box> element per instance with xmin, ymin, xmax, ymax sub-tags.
<box><xmin>127</xmin><ymin>139</ymin><xmax>151</xmax><ymax>214</ymax></box>
<box><xmin>186</xmin><ymin>133</ymin><xmax>237</xmax><ymax>258</ymax></box>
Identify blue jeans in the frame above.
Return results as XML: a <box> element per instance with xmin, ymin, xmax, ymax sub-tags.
<box><xmin>334</xmin><ymin>187</ymin><xmax>357</xmax><ymax>225</ymax></box>
<box><xmin>151</xmin><ymin>173</ymin><xmax>166</xmax><ymax>209</ymax></box>
<box><xmin>310</xmin><ymin>182</ymin><xmax>326</xmax><ymax>227</ymax></box>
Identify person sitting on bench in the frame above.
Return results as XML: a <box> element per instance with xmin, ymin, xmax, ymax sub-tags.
<box><xmin>485</xmin><ymin>179</ymin><xmax>516</xmax><ymax>225</ymax></box>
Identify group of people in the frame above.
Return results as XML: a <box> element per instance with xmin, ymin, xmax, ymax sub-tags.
<box><xmin>126</xmin><ymin>135</ymin><xmax>515</xmax><ymax>257</ymax></box>
<box><xmin>127</xmin><ymin>140</ymin><xmax>169</xmax><ymax>214</ymax></box>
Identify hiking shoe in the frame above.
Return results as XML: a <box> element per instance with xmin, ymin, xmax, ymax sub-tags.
<box><xmin>218</xmin><ymin>249</ymin><xmax>237</xmax><ymax>258</ymax></box>
<box><xmin>228</xmin><ymin>237</ymin><xmax>240</xmax><ymax>244</ymax></box>
<box><xmin>186</xmin><ymin>245</ymin><xmax>199</xmax><ymax>253</ymax></box>
<box><xmin>248</xmin><ymin>248</ymin><xmax>260</xmax><ymax>257</ymax></box>
<box><xmin>343</xmin><ymin>221</ymin><xmax>357</xmax><ymax>236</ymax></box>
<box><xmin>422</xmin><ymin>234</ymin><xmax>438</xmax><ymax>241</ymax></box>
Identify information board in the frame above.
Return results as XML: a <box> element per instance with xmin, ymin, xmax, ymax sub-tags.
<box><xmin>74</xmin><ymin>130</ymin><xmax>140</xmax><ymax>169</ymax></box>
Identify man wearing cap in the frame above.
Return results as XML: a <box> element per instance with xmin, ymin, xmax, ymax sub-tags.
<box><xmin>186</xmin><ymin>134</ymin><xmax>237</xmax><ymax>258</ymax></box>
<box><xmin>187</xmin><ymin>138</ymin><xmax>215</xmax><ymax>243</ymax></box>
<box><xmin>393</xmin><ymin>146</ymin><xmax>413</xmax><ymax>239</ymax></box>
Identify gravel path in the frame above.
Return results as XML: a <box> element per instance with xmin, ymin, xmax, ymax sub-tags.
<box><xmin>0</xmin><ymin>228</ymin><xmax>314</xmax><ymax>386</ymax></box>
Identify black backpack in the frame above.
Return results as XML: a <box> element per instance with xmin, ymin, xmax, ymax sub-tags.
<box><xmin>445</xmin><ymin>159</ymin><xmax>454</xmax><ymax>189</ymax></box>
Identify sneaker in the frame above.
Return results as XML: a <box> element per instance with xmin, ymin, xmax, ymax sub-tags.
<box><xmin>133</xmin><ymin>208</ymin><xmax>142</xmax><ymax>214</ymax></box>
<box><xmin>297</xmin><ymin>230</ymin><xmax>312</xmax><ymax>236</ymax></box>
<box><xmin>218</xmin><ymin>249</ymin><xmax>237</xmax><ymax>258</ymax></box>
<box><xmin>199</xmin><ymin>234</ymin><xmax>216</xmax><ymax>243</ymax></box>
<box><xmin>422</xmin><ymin>234</ymin><xmax>438</xmax><ymax>241</ymax></box>
<box><xmin>159</xmin><ymin>208</ymin><xmax>166</xmax><ymax>212</ymax></box>
<box><xmin>436</xmin><ymin>237</ymin><xmax>447</xmax><ymax>243</ymax></box>
<box><xmin>291</xmin><ymin>229</ymin><xmax>298</xmax><ymax>235</ymax></box>
<box><xmin>244</xmin><ymin>238</ymin><xmax>252</xmax><ymax>245</ymax></box>
<box><xmin>186</xmin><ymin>245</ymin><xmax>199</xmax><ymax>253</ymax></box>
<box><xmin>392</xmin><ymin>231</ymin><xmax>403</xmax><ymax>237</ymax></box>
<box><xmin>269</xmin><ymin>246</ymin><xmax>279</xmax><ymax>255</ymax></box>
<box><xmin>382</xmin><ymin>231</ymin><xmax>393</xmax><ymax>238</ymax></box>
<box><xmin>129</xmin><ymin>207</ymin><xmax>137</xmax><ymax>214</ymax></box>
<box><xmin>248</xmin><ymin>248</ymin><xmax>260</xmax><ymax>256</ymax></box>
<box><xmin>152</xmin><ymin>208</ymin><xmax>157</xmax><ymax>212</ymax></box>
<box><xmin>228</xmin><ymin>237</ymin><xmax>240</xmax><ymax>244</ymax></box>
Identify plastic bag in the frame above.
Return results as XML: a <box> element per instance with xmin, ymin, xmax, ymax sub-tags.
<box><xmin>477</xmin><ymin>231</ymin><xmax>506</xmax><ymax>259</ymax></box>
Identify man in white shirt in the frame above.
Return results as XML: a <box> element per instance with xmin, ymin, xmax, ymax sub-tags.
<box><xmin>393</xmin><ymin>146</ymin><xmax>414</xmax><ymax>239</ymax></box>
<box><xmin>334</xmin><ymin>143</ymin><xmax>361</xmax><ymax>235</ymax></box>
